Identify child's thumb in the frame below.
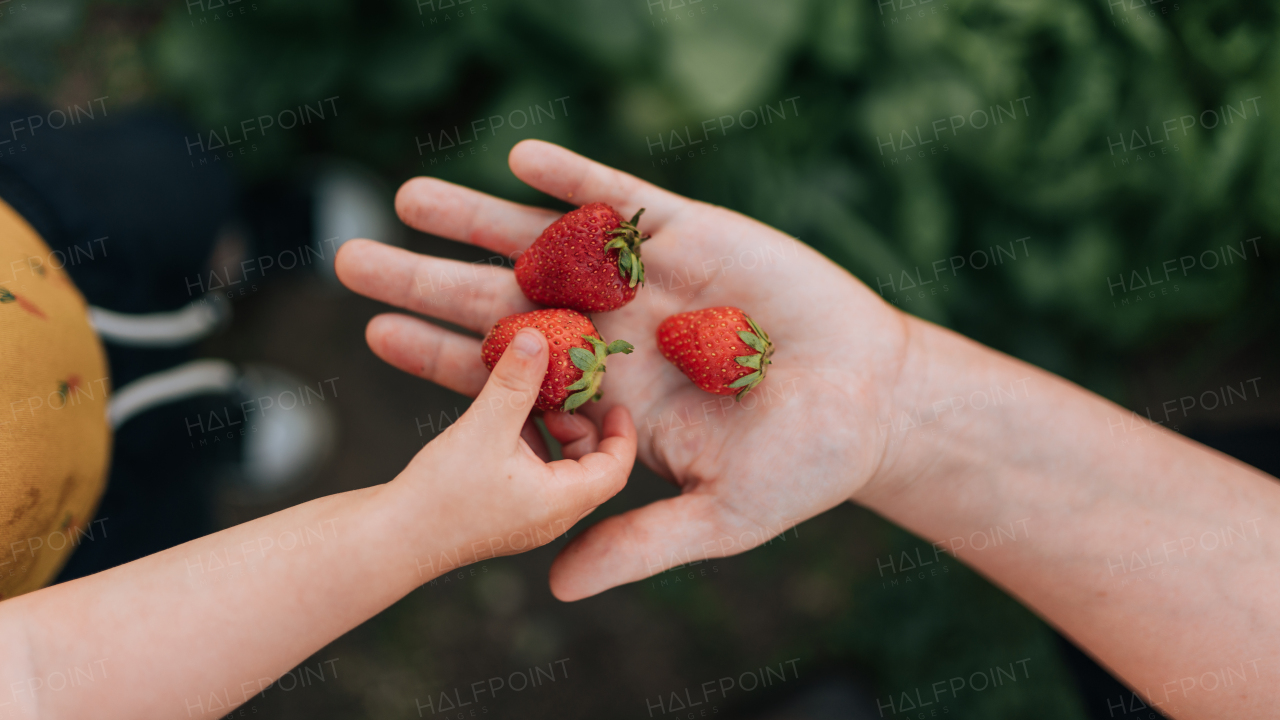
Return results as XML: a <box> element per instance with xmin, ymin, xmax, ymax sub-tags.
<box><xmin>466</xmin><ymin>327</ymin><xmax>548</xmax><ymax>440</ymax></box>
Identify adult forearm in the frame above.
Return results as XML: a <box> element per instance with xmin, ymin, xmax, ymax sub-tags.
<box><xmin>856</xmin><ymin>315</ymin><xmax>1280</xmax><ymax>719</ymax></box>
<box><xmin>0</xmin><ymin>481</ymin><xmax>431</xmax><ymax>720</ymax></box>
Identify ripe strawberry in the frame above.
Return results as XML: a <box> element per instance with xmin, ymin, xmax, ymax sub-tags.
<box><xmin>481</xmin><ymin>308</ymin><xmax>634</xmax><ymax>412</ymax></box>
<box><xmin>515</xmin><ymin>202</ymin><xmax>648</xmax><ymax>313</ymax></box>
<box><xmin>656</xmin><ymin>307</ymin><xmax>774</xmax><ymax>400</ymax></box>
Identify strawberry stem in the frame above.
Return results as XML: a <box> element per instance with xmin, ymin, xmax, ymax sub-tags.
<box><xmin>563</xmin><ymin>335</ymin><xmax>635</xmax><ymax>412</ymax></box>
<box><xmin>730</xmin><ymin>315</ymin><xmax>774</xmax><ymax>401</ymax></box>
<box><xmin>605</xmin><ymin>208</ymin><xmax>648</xmax><ymax>288</ymax></box>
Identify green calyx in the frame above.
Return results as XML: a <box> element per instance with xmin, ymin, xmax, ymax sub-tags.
<box><xmin>603</xmin><ymin>208</ymin><xmax>649</xmax><ymax>289</ymax></box>
<box><xmin>726</xmin><ymin>314</ymin><xmax>775</xmax><ymax>401</ymax></box>
<box><xmin>563</xmin><ymin>335</ymin><xmax>635</xmax><ymax>412</ymax></box>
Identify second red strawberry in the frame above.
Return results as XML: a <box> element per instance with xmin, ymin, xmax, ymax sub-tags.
<box><xmin>481</xmin><ymin>308</ymin><xmax>634</xmax><ymax>412</ymax></box>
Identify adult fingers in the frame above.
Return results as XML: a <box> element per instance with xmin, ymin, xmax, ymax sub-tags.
<box><xmin>394</xmin><ymin>176</ymin><xmax>560</xmax><ymax>257</ymax></box>
<box><xmin>508</xmin><ymin>140</ymin><xmax>689</xmax><ymax>229</ymax></box>
<box><xmin>548</xmin><ymin>489</ymin><xmax>792</xmax><ymax>602</ymax></box>
<box><xmin>365</xmin><ymin>314</ymin><xmax>488</xmax><ymax>398</ymax></box>
<box><xmin>544</xmin><ymin>406</ymin><xmax>636</xmax><ymax>521</ymax></box>
<box><xmin>336</xmin><ymin>238</ymin><xmax>535</xmax><ymax>333</ymax></box>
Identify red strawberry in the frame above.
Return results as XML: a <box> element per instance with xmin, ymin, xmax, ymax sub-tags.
<box><xmin>482</xmin><ymin>308</ymin><xmax>634</xmax><ymax>412</ymax></box>
<box><xmin>515</xmin><ymin>202</ymin><xmax>648</xmax><ymax>313</ymax></box>
<box><xmin>656</xmin><ymin>307</ymin><xmax>774</xmax><ymax>400</ymax></box>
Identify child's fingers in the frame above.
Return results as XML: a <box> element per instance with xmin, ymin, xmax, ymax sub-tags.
<box><xmin>462</xmin><ymin>327</ymin><xmax>548</xmax><ymax>442</ymax></box>
<box><xmin>550</xmin><ymin>405</ymin><xmax>813</xmax><ymax>601</ymax></box>
<box><xmin>590</xmin><ymin>405</ymin><xmax>637</xmax><ymax>470</ymax></box>
<box><xmin>542</xmin><ymin>412</ymin><xmax>599</xmax><ymax>460</ymax></box>
<box><xmin>548</xmin><ymin>406</ymin><xmax>635</xmax><ymax>509</ymax></box>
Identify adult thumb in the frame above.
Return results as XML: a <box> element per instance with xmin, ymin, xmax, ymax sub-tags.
<box><xmin>465</xmin><ymin>327</ymin><xmax>548</xmax><ymax>440</ymax></box>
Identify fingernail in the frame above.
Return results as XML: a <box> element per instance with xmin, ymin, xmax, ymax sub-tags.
<box><xmin>513</xmin><ymin>328</ymin><xmax>542</xmax><ymax>358</ymax></box>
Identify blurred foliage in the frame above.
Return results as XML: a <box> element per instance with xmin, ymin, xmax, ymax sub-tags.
<box><xmin>128</xmin><ymin>0</ymin><xmax>1280</xmax><ymax>393</ymax></box>
<box><xmin>0</xmin><ymin>0</ymin><xmax>85</xmax><ymax>85</ymax></box>
<box><xmin>5</xmin><ymin>0</ymin><xmax>1280</xmax><ymax>715</ymax></box>
<box><xmin>639</xmin><ymin>505</ymin><xmax>1092</xmax><ymax>719</ymax></box>
<box><xmin>7</xmin><ymin>0</ymin><xmax>1274</xmax><ymax>386</ymax></box>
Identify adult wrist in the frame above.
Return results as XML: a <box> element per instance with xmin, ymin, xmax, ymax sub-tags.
<box><xmin>851</xmin><ymin>314</ymin><xmax>1041</xmax><ymax>512</ymax></box>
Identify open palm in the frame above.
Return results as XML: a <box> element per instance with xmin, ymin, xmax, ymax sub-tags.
<box><xmin>335</xmin><ymin>140</ymin><xmax>911</xmax><ymax>600</ymax></box>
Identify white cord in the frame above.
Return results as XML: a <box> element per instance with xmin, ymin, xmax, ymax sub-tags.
<box><xmin>89</xmin><ymin>299</ymin><xmax>228</xmax><ymax>348</ymax></box>
<box><xmin>107</xmin><ymin>359</ymin><xmax>238</xmax><ymax>429</ymax></box>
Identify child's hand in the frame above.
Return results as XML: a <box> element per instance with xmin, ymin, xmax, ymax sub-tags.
<box><xmin>0</xmin><ymin>326</ymin><xmax>632</xmax><ymax>720</ymax></box>
<box><xmin>387</xmin><ymin>326</ymin><xmax>636</xmax><ymax>575</ymax></box>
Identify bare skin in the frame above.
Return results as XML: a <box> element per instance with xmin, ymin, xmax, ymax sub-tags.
<box><xmin>0</xmin><ymin>139</ymin><xmax>1273</xmax><ymax>720</ymax></box>
<box><xmin>336</xmin><ymin>140</ymin><xmax>1280</xmax><ymax>719</ymax></box>
<box><xmin>0</xmin><ymin>328</ymin><xmax>636</xmax><ymax>720</ymax></box>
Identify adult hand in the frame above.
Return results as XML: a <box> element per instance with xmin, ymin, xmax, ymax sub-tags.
<box><xmin>335</xmin><ymin>140</ymin><xmax>910</xmax><ymax>600</ymax></box>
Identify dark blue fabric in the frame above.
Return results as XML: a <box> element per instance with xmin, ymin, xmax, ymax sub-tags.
<box><xmin>0</xmin><ymin>100</ymin><xmax>238</xmax><ymax>581</ymax></box>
